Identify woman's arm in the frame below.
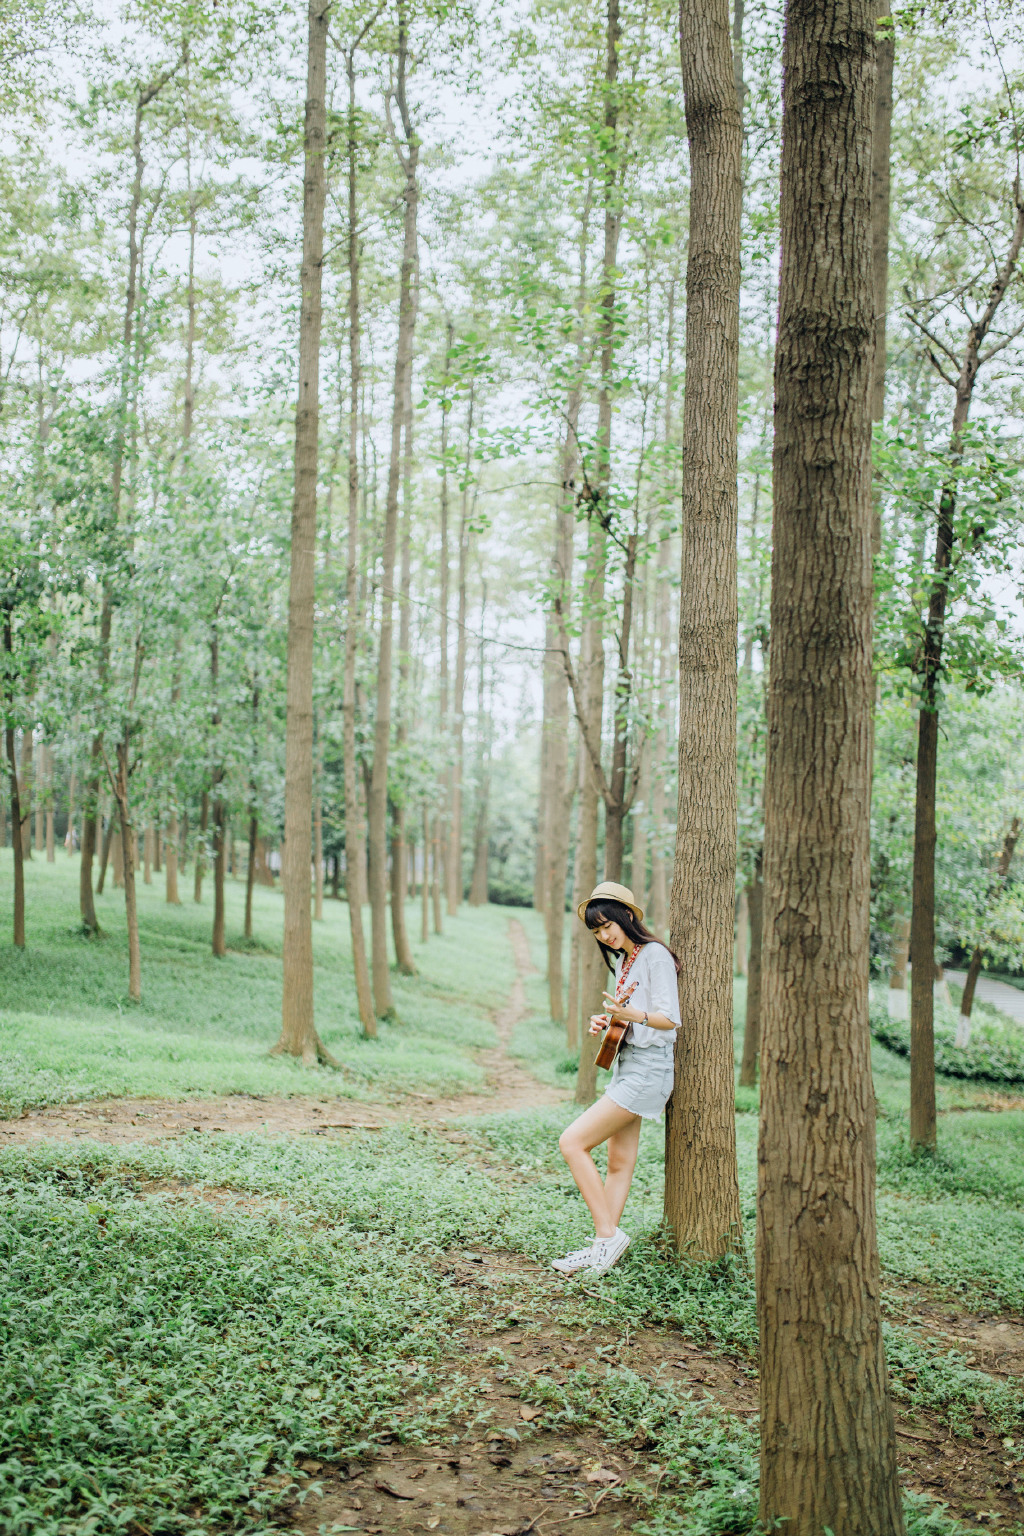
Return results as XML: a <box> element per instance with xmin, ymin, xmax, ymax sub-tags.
<box><xmin>600</xmin><ymin>992</ymin><xmax>676</xmax><ymax>1030</ymax></box>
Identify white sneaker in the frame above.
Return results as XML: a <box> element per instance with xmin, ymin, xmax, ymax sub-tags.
<box><xmin>551</xmin><ymin>1245</ymin><xmax>594</xmax><ymax>1274</ymax></box>
<box><xmin>585</xmin><ymin>1228</ymin><xmax>630</xmax><ymax>1275</ymax></box>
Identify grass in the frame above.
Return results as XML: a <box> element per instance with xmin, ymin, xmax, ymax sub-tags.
<box><xmin>2</xmin><ymin>860</ymin><xmax>1023</xmax><ymax>1533</ymax></box>
<box><xmin>0</xmin><ymin>851</ymin><xmax>554</xmax><ymax>1115</ymax></box>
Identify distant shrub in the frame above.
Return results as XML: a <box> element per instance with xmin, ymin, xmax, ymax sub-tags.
<box><xmin>487</xmin><ymin>881</ymin><xmax>533</xmax><ymax>908</ymax></box>
<box><xmin>870</xmin><ymin>993</ymin><xmax>1024</xmax><ymax>1084</ymax></box>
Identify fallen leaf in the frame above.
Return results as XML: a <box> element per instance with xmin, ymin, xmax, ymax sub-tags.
<box><xmin>428</xmin><ymin>1522</ymin><xmax>441</xmax><ymax>1531</ymax></box>
<box><xmin>374</xmin><ymin>1476</ymin><xmax>416</xmax><ymax>1499</ymax></box>
<box><xmin>585</xmin><ymin>1466</ymin><xmax>619</xmax><ymax>1484</ymax></box>
<box><xmin>519</xmin><ymin>1405</ymin><xmax>543</xmax><ymax>1421</ymax></box>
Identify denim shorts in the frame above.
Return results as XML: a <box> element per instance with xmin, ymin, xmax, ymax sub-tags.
<box><xmin>605</xmin><ymin>1042</ymin><xmax>674</xmax><ymax>1120</ymax></box>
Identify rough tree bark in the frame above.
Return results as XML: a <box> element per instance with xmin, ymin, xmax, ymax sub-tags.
<box><xmin>272</xmin><ymin>0</ymin><xmax>336</xmax><ymax>1066</ymax></box>
<box><xmin>757</xmin><ymin>0</ymin><xmax>905</xmax><ymax>1527</ymax></box>
<box><xmin>342</xmin><ymin>19</ymin><xmax>378</xmax><ymax>1037</ymax></box>
<box><xmin>664</xmin><ymin>0</ymin><xmax>743</xmax><ymax>1261</ymax></box>
<box><xmin>368</xmin><ymin>0</ymin><xmax>418</xmax><ymax>1015</ymax></box>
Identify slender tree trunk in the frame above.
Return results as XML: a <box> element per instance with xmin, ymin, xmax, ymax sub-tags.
<box><xmin>192</xmin><ymin>790</ymin><xmax>208</xmax><ymax>902</ymax></box>
<box><xmin>245</xmin><ymin>811</ymin><xmax>257</xmax><ymax>940</ymax></box>
<box><xmin>738</xmin><ymin>858</ymin><xmax>762</xmax><ymax>1087</ymax></box>
<box><xmin>469</xmin><ymin>618</ymin><xmax>489</xmax><ymax>907</ymax></box>
<box><xmin>757</xmin><ymin>0</ymin><xmax>904</xmax><ymax>1526</ymax></box>
<box><xmin>273</xmin><ymin>0</ymin><xmax>335</xmax><ymax>1066</ymax></box>
<box><xmin>369</xmin><ymin>4</ymin><xmax>419</xmax><ymax>1015</ymax></box>
<box><xmin>447</xmin><ymin>395</ymin><xmax>472</xmax><ymax>915</ymax></box>
<box><xmin>112</xmin><ymin>828</ymin><xmax>124</xmax><ymax>888</ymax></box>
<box><xmin>44</xmin><ymin>746</ymin><xmax>54</xmax><ymax>861</ymax></box>
<box><xmin>165</xmin><ymin>812</ymin><xmax>180</xmax><ymax>904</ymax></box>
<box><xmin>421</xmin><ymin>802</ymin><xmax>430</xmax><ymax>940</ymax></box>
<box><xmin>957</xmin><ymin>817</ymin><xmax>1020</xmax><ymax>1045</ymax></box>
<box><xmin>212</xmin><ymin>794</ymin><xmax>226</xmax><ymax>957</ymax></box>
<box><xmin>97</xmin><ymin>812</ymin><xmax>113</xmax><ymax>894</ymax></box>
<box><xmin>143</xmin><ymin>825</ymin><xmax>153</xmax><ymax>883</ymax></box>
<box><xmin>545</xmin><ymin>404</ymin><xmax>580</xmax><ymax>1024</ymax></box>
<box><xmin>83</xmin><ymin>63</ymin><xmax>178</xmax><ymax>936</ymax></box>
<box><xmin>390</xmin><ymin>332</ymin><xmax>418</xmax><ymax>974</ymax></box>
<box><xmin>665</xmin><ymin>0</ymin><xmax>743</xmax><ymax>1262</ymax></box>
<box><xmin>20</xmin><ymin>727</ymin><xmax>32</xmax><ymax>858</ymax></box>
<box><xmin>210</xmin><ymin>626</ymin><xmax>226</xmax><ymax>960</ymax></box>
<box><xmin>3</xmin><ymin>618</ymin><xmax>25</xmax><ymax>947</ymax></box>
<box><xmin>573</xmin><ymin>521</ymin><xmax>608</xmax><ymax>1106</ymax></box>
<box><xmin>735</xmin><ymin>888</ymin><xmax>748</xmax><ymax>976</ymax></box>
<box><xmin>341</xmin><ymin>35</ymin><xmax>376</xmax><ymax>1037</ymax></box>
<box><xmin>65</xmin><ymin>767</ymin><xmax>75</xmax><ymax>854</ymax></box>
<box><xmin>431</xmin><ymin>813</ymin><xmax>442</xmax><ymax>935</ymax></box>
<box><xmin>888</xmin><ymin>912</ymin><xmax>910</xmax><ymax>987</ymax></box>
<box><xmin>153</xmin><ymin>825</ymin><xmax>161</xmax><ymax>872</ymax></box>
<box><xmin>114</xmin><ymin>742</ymin><xmax>141</xmax><ymax>1003</ymax></box>
<box><xmin>436</xmin><ymin>322</ymin><xmax>452</xmax><ymax>937</ymax></box>
<box><xmin>909</xmin><ymin>169</ymin><xmax>1024</xmax><ymax>1149</ymax></box>
<box><xmin>313</xmin><ymin>740</ymin><xmax>324</xmax><ymax>922</ymax></box>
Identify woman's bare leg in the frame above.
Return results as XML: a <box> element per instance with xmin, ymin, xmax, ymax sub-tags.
<box><xmin>558</xmin><ymin>1096</ymin><xmax>640</xmax><ymax>1239</ymax></box>
<box><xmin>604</xmin><ymin>1117</ymin><xmax>643</xmax><ymax>1228</ymax></box>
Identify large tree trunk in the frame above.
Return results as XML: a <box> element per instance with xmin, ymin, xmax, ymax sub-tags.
<box><xmin>665</xmin><ymin>0</ymin><xmax>743</xmax><ymax>1262</ymax></box>
<box><xmin>342</xmin><ymin>30</ymin><xmax>376</xmax><ymax>1035</ymax></box>
<box><xmin>368</xmin><ymin>3</ymin><xmax>419</xmax><ymax>1015</ymax></box>
<box><xmin>738</xmin><ymin>857</ymin><xmax>762</xmax><ymax>1087</ymax></box>
<box><xmin>273</xmin><ymin>0</ymin><xmax>335</xmax><ymax>1067</ymax></box>
<box><xmin>3</xmin><ymin>618</ymin><xmax>25</xmax><ymax>947</ymax></box>
<box><xmin>757</xmin><ymin>0</ymin><xmax>904</xmax><ymax>1527</ymax></box>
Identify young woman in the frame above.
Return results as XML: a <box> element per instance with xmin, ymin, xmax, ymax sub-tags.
<box><xmin>552</xmin><ymin>881</ymin><xmax>681</xmax><ymax>1277</ymax></box>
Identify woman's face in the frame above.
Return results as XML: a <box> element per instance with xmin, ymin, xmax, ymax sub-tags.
<box><xmin>592</xmin><ymin>917</ymin><xmax>629</xmax><ymax>952</ymax></box>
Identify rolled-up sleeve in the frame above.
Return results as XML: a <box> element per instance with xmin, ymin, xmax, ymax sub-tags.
<box><xmin>627</xmin><ymin>945</ymin><xmax>680</xmax><ymax>1046</ymax></box>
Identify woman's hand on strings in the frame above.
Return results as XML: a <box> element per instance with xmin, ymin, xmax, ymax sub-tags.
<box><xmin>588</xmin><ymin>983</ymin><xmax>639</xmax><ymax>1034</ymax></box>
<box><xmin>600</xmin><ymin>983</ymin><xmax>641</xmax><ymax>1024</ymax></box>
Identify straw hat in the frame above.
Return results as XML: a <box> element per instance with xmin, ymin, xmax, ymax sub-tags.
<box><xmin>576</xmin><ymin>881</ymin><xmax>645</xmax><ymax>924</ymax></box>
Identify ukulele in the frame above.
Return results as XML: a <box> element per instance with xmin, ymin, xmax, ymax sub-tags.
<box><xmin>594</xmin><ymin>945</ymin><xmax>643</xmax><ymax>1071</ymax></box>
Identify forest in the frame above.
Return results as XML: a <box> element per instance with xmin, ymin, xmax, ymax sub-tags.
<box><xmin>2</xmin><ymin>0</ymin><xmax>1024</xmax><ymax>1531</ymax></box>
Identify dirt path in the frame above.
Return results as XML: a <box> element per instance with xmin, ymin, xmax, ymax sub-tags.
<box><xmin>0</xmin><ymin>919</ymin><xmax>568</xmax><ymax>1148</ymax></box>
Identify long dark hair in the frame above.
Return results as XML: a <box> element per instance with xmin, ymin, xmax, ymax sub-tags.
<box><xmin>583</xmin><ymin>898</ymin><xmax>682</xmax><ymax>975</ymax></box>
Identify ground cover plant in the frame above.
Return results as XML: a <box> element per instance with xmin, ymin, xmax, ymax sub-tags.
<box><xmin>870</xmin><ymin>987</ymin><xmax>1024</xmax><ymax>1086</ymax></box>
<box><xmin>3</xmin><ymin>862</ymin><xmax>1024</xmax><ymax>1533</ymax></box>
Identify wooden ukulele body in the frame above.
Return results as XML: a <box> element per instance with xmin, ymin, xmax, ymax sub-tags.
<box><xmin>595</xmin><ymin>1016</ymin><xmax>629</xmax><ymax>1072</ymax></box>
